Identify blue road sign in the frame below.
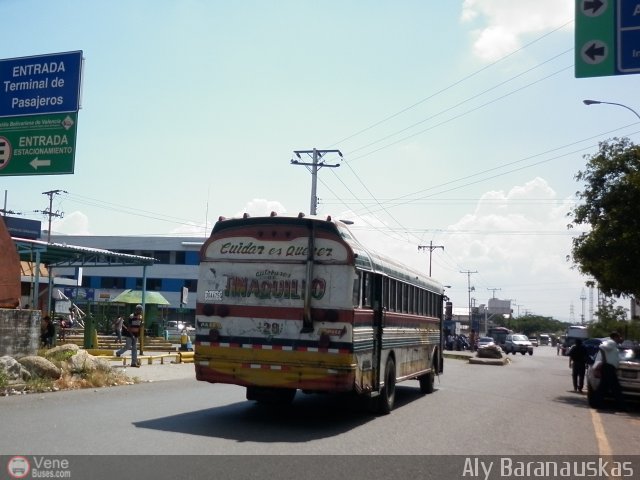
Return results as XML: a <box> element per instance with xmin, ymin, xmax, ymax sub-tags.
<box><xmin>575</xmin><ymin>0</ymin><xmax>640</xmax><ymax>77</ymax></box>
<box><xmin>617</xmin><ymin>0</ymin><xmax>640</xmax><ymax>73</ymax></box>
<box><xmin>0</xmin><ymin>51</ymin><xmax>83</xmax><ymax>118</ymax></box>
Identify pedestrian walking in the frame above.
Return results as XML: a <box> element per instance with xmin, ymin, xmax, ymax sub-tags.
<box><xmin>568</xmin><ymin>338</ymin><xmax>588</xmax><ymax>393</ymax></box>
<box><xmin>40</xmin><ymin>316</ymin><xmax>55</xmax><ymax>347</ymax></box>
<box><xmin>115</xmin><ymin>305</ymin><xmax>144</xmax><ymax>367</ymax></box>
<box><xmin>112</xmin><ymin>315</ymin><xmax>124</xmax><ymax>343</ymax></box>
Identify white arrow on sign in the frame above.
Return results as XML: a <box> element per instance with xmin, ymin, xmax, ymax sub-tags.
<box><xmin>30</xmin><ymin>157</ymin><xmax>51</xmax><ymax>169</ymax></box>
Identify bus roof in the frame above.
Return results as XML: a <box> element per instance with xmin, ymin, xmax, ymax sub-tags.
<box><xmin>211</xmin><ymin>214</ymin><xmax>443</xmax><ymax>293</ymax></box>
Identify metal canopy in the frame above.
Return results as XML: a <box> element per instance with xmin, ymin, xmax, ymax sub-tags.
<box><xmin>13</xmin><ymin>237</ymin><xmax>157</xmax><ymax>316</ymax></box>
<box><xmin>13</xmin><ymin>237</ymin><xmax>156</xmax><ymax>267</ymax></box>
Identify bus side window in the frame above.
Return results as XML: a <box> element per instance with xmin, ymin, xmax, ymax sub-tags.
<box><xmin>362</xmin><ymin>272</ymin><xmax>372</xmax><ymax>308</ymax></box>
<box><xmin>402</xmin><ymin>283</ymin><xmax>408</xmax><ymax>313</ymax></box>
<box><xmin>352</xmin><ymin>272</ymin><xmax>361</xmax><ymax>308</ymax></box>
<box><xmin>409</xmin><ymin>286</ymin><xmax>415</xmax><ymax>314</ymax></box>
<box><xmin>389</xmin><ymin>280</ymin><xmax>397</xmax><ymax>312</ymax></box>
<box><xmin>382</xmin><ymin>277</ymin><xmax>389</xmax><ymax>310</ymax></box>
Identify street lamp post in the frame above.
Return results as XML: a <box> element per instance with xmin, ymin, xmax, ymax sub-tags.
<box><xmin>582</xmin><ymin>99</ymin><xmax>640</xmax><ymax>121</ymax></box>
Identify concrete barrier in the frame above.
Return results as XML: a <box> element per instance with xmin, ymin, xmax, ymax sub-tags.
<box><xmin>178</xmin><ymin>351</ymin><xmax>194</xmax><ymax>363</ymax></box>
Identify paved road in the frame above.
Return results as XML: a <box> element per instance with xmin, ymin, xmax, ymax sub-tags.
<box><xmin>2</xmin><ymin>345</ymin><xmax>637</xmax><ymax>459</ymax></box>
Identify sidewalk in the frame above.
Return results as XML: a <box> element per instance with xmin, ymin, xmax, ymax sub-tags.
<box><xmin>109</xmin><ymin>360</ymin><xmax>196</xmax><ymax>382</ymax></box>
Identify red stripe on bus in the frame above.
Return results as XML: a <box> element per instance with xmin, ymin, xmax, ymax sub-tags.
<box><xmin>196</xmin><ymin>303</ymin><xmax>354</xmax><ymax>323</ymax></box>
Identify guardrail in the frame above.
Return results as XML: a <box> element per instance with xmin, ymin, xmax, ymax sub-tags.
<box><xmin>87</xmin><ymin>350</ymin><xmax>194</xmax><ymax>365</ymax></box>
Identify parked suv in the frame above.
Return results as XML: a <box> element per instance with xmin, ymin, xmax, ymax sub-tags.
<box><xmin>504</xmin><ymin>334</ymin><xmax>534</xmax><ymax>355</ymax></box>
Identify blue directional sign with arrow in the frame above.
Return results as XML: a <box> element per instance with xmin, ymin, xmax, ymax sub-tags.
<box><xmin>576</xmin><ymin>0</ymin><xmax>640</xmax><ymax>78</ymax></box>
<box><xmin>0</xmin><ymin>112</ymin><xmax>77</xmax><ymax>176</ymax></box>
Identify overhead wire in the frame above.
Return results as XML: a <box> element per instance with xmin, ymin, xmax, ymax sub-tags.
<box><xmin>343</xmin><ymin>50</ymin><xmax>573</xmax><ymax>158</ymax></box>
<box><xmin>328</xmin><ymin>20</ymin><xmax>574</xmax><ymax>148</ymax></box>
<box><xmin>317</xmin><ymin>20</ymin><xmax>576</xmax><ymax>257</ymax></box>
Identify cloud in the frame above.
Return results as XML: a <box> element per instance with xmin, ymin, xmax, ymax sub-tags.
<box><xmin>51</xmin><ymin>211</ymin><xmax>92</xmax><ymax>236</ymax></box>
<box><xmin>234</xmin><ymin>199</ymin><xmax>288</xmax><ymax>218</ymax></box>
<box><xmin>461</xmin><ymin>0</ymin><xmax>573</xmax><ymax>61</ymax></box>
<box><xmin>167</xmin><ymin>199</ymin><xmax>289</xmax><ymax>237</ymax></box>
<box><xmin>340</xmin><ymin>177</ymin><xmax>585</xmax><ymax>320</ymax></box>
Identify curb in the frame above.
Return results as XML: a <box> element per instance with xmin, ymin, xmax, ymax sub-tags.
<box><xmin>469</xmin><ymin>356</ymin><xmax>510</xmax><ymax>366</ymax></box>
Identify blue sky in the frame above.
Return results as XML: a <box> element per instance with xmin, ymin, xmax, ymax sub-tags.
<box><xmin>2</xmin><ymin>0</ymin><xmax>639</xmax><ymax>322</ymax></box>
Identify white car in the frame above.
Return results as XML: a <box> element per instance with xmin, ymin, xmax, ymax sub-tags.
<box><xmin>586</xmin><ymin>344</ymin><xmax>640</xmax><ymax>408</ymax></box>
<box><xmin>477</xmin><ymin>336</ymin><xmax>495</xmax><ymax>348</ymax></box>
<box><xmin>503</xmin><ymin>334</ymin><xmax>534</xmax><ymax>355</ymax></box>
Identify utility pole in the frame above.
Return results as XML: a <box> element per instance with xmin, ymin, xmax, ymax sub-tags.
<box><xmin>487</xmin><ymin>287</ymin><xmax>501</xmax><ymax>298</ymax></box>
<box><xmin>290</xmin><ymin>149</ymin><xmax>342</xmax><ymax>215</ymax></box>
<box><xmin>580</xmin><ymin>288</ymin><xmax>587</xmax><ymax>325</ymax></box>
<box><xmin>461</xmin><ymin>270</ymin><xmax>478</xmax><ymax>329</ymax></box>
<box><xmin>514</xmin><ymin>303</ymin><xmax>523</xmax><ymax>318</ymax></box>
<box><xmin>36</xmin><ymin>189</ymin><xmax>67</xmax><ymax>242</ymax></box>
<box><xmin>418</xmin><ymin>241</ymin><xmax>444</xmax><ymax>276</ymax></box>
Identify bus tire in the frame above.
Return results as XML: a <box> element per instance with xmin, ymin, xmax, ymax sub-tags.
<box><xmin>378</xmin><ymin>357</ymin><xmax>396</xmax><ymax>415</ymax></box>
<box><xmin>418</xmin><ymin>370</ymin><xmax>435</xmax><ymax>394</ymax></box>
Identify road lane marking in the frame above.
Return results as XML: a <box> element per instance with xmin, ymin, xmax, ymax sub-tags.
<box><xmin>590</xmin><ymin>409</ymin><xmax>612</xmax><ymax>456</ymax></box>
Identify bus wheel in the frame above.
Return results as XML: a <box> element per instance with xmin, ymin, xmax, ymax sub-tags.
<box><xmin>246</xmin><ymin>386</ymin><xmax>296</xmax><ymax>405</ymax></box>
<box><xmin>418</xmin><ymin>370</ymin><xmax>435</xmax><ymax>394</ymax></box>
<box><xmin>378</xmin><ymin>357</ymin><xmax>396</xmax><ymax>414</ymax></box>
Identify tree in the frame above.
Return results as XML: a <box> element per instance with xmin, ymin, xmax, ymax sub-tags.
<box><xmin>494</xmin><ymin>313</ymin><xmax>568</xmax><ymax>337</ymax></box>
<box><xmin>569</xmin><ymin>138</ymin><xmax>640</xmax><ymax>299</ymax></box>
<box><xmin>588</xmin><ymin>298</ymin><xmax>640</xmax><ymax>341</ymax></box>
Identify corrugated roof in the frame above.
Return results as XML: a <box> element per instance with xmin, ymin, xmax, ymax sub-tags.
<box><xmin>13</xmin><ymin>237</ymin><xmax>156</xmax><ymax>267</ymax></box>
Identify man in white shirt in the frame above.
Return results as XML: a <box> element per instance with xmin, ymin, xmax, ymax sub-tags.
<box><xmin>594</xmin><ymin>331</ymin><xmax>626</xmax><ymax>411</ymax></box>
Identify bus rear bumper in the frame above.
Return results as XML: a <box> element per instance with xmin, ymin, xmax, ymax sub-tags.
<box><xmin>195</xmin><ymin>359</ymin><xmax>356</xmax><ymax>392</ymax></box>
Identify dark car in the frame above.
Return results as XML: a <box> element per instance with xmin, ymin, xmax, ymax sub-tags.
<box><xmin>582</xmin><ymin>338</ymin><xmax>606</xmax><ymax>364</ymax></box>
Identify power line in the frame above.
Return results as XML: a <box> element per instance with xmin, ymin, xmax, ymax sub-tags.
<box><xmin>328</xmin><ymin>20</ymin><xmax>573</xmax><ymax>149</ymax></box>
<box><xmin>312</xmin><ymin>24</ymin><xmax>575</xmax><ymax>253</ymax></box>
<box><xmin>343</xmin><ymin>51</ymin><xmax>573</xmax><ymax>158</ymax></box>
